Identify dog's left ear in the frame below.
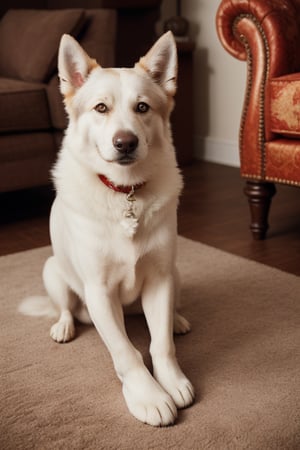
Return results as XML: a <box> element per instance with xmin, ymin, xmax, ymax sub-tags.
<box><xmin>138</xmin><ymin>31</ymin><xmax>177</xmax><ymax>96</ymax></box>
<box><xmin>58</xmin><ymin>34</ymin><xmax>98</xmax><ymax>96</ymax></box>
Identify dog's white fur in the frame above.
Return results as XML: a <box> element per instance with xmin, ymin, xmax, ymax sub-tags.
<box><xmin>19</xmin><ymin>32</ymin><xmax>194</xmax><ymax>426</ymax></box>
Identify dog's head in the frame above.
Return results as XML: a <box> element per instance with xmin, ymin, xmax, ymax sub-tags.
<box><xmin>58</xmin><ymin>32</ymin><xmax>177</xmax><ymax>180</ymax></box>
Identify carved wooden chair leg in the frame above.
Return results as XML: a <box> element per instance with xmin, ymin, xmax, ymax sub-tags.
<box><xmin>244</xmin><ymin>180</ymin><xmax>276</xmax><ymax>240</ymax></box>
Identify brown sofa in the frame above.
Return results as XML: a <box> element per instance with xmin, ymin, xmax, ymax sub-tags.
<box><xmin>0</xmin><ymin>1</ymin><xmax>161</xmax><ymax>193</ymax></box>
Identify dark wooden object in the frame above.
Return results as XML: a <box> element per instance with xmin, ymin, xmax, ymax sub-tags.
<box><xmin>244</xmin><ymin>181</ymin><xmax>277</xmax><ymax>240</ymax></box>
<box><xmin>173</xmin><ymin>41</ymin><xmax>195</xmax><ymax>166</ymax></box>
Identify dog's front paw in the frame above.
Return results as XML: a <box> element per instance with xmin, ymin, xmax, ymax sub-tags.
<box><xmin>50</xmin><ymin>317</ymin><xmax>75</xmax><ymax>343</ymax></box>
<box><xmin>122</xmin><ymin>368</ymin><xmax>177</xmax><ymax>426</ymax></box>
<box><xmin>153</xmin><ymin>357</ymin><xmax>195</xmax><ymax>409</ymax></box>
<box><xmin>165</xmin><ymin>376</ymin><xmax>195</xmax><ymax>409</ymax></box>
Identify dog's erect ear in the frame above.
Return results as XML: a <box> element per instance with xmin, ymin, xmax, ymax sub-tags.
<box><xmin>58</xmin><ymin>34</ymin><xmax>98</xmax><ymax>96</ymax></box>
<box><xmin>138</xmin><ymin>31</ymin><xmax>177</xmax><ymax>96</ymax></box>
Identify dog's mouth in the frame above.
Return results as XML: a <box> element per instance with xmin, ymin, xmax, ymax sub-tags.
<box><xmin>117</xmin><ymin>156</ymin><xmax>137</xmax><ymax>166</ymax></box>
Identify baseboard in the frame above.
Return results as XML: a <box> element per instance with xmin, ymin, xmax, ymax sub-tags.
<box><xmin>194</xmin><ymin>136</ymin><xmax>240</xmax><ymax>167</ymax></box>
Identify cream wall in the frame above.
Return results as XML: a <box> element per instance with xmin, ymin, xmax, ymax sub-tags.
<box><xmin>160</xmin><ymin>0</ymin><xmax>247</xmax><ymax>167</ymax></box>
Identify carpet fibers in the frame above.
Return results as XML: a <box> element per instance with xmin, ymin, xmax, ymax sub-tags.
<box><xmin>1</xmin><ymin>237</ymin><xmax>300</xmax><ymax>449</ymax></box>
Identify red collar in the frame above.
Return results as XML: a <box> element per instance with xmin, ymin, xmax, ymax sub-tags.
<box><xmin>98</xmin><ymin>174</ymin><xmax>146</xmax><ymax>194</ymax></box>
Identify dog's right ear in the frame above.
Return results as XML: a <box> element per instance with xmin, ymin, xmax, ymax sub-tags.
<box><xmin>58</xmin><ymin>34</ymin><xmax>98</xmax><ymax>96</ymax></box>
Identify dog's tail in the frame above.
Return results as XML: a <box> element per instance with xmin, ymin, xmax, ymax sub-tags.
<box><xmin>18</xmin><ymin>296</ymin><xmax>58</xmax><ymax>319</ymax></box>
<box><xmin>18</xmin><ymin>296</ymin><xmax>92</xmax><ymax>324</ymax></box>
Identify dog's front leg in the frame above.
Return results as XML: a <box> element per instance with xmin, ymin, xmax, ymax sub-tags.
<box><xmin>84</xmin><ymin>283</ymin><xmax>177</xmax><ymax>426</ymax></box>
<box><xmin>142</xmin><ymin>273</ymin><xmax>195</xmax><ymax>409</ymax></box>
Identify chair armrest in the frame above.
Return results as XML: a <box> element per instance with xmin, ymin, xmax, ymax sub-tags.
<box><xmin>216</xmin><ymin>0</ymin><xmax>300</xmax><ymax>77</ymax></box>
<box><xmin>216</xmin><ymin>0</ymin><xmax>300</xmax><ymax>180</ymax></box>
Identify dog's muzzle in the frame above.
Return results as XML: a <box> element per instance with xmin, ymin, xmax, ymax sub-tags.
<box><xmin>113</xmin><ymin>130</ymin><xmax>138</xmax><ymax>165</ymax></box>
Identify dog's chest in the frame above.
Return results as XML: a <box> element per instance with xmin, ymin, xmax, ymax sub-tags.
<box><xmin>91</xmin><ymin>239</ymin><xmax>147</xmax><ymax>305</ymax></box>
<box><xmin>118</xmin><ymin>262</ymin><xmax>143</xmax><ymax>305</ymax></box>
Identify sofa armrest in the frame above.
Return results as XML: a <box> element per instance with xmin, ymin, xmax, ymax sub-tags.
<box><xmin>216</xmin><ymin>0</ymin><xmax>300</xmax><ymax>179</ymax></box>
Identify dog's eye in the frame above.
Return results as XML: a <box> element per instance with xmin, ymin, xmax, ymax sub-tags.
<box><xmin>94</xmin><ymin>103</ymin><xmax>108</xmax><ymax>113</ymax></box>
<box><xmin>136</xmin><ymin>102</ymin><xmax>149</xmax><ymax>113</ymax></box>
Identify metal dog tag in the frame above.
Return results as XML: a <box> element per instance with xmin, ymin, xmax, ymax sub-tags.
<box><xmin>121</xmin><ymin>187</ymin><xmax>139</xmax><ymax>237</ymax></box>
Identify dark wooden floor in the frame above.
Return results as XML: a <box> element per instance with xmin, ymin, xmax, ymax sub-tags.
<box><xmin>0</xmin><ymin>161</ymin><xmax>299</xmax><ymax>275</ymax></box>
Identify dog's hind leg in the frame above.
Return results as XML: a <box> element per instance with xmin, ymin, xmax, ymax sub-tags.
<box><xmin>174</xmin><ymin>312</ymin><xmax>191</xmax><ymax>334</ymax></box>
<box><xmin>43</xmin><ymin>256</ymin><xmax>76</xmax><ymax>343</ymax></box>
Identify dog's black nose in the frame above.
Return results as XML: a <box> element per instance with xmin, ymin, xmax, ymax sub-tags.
<box><xmin>113</xmin><ymin>131</ymin><xmax>138</xmax><ymax>154</ymax></box>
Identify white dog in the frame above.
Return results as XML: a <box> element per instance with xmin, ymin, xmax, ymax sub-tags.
<box><xmin>20</xmin><ymin>31</ymin><xmax>194</xmax><ymax>426</ymax></box>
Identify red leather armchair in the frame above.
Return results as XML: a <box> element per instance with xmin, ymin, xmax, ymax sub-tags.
<box><xmin>216</xmin><ymin>0</ymin><xmax>300</xmax><ymax>239</ymax></box>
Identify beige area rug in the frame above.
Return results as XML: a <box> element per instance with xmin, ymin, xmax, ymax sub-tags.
<box><xmin>1</xmin><ymin>237</ymin><xmax>300</xmax><ymax>450</ymax></box>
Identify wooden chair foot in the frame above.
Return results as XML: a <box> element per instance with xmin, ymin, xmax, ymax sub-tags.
<box><xmin>244</xmin><ymin>181</ymin><xmax>276</xmax><ymax>240</ymax></box>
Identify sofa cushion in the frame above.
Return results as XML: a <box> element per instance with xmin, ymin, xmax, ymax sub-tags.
<box><xmin>79</xmin><ymin>9</ymin><xmax>117</xmax><ymax>68</ymax></box>
<box><xmin>0</xmin><ymin>78</ymin><xmax>51</xmax><ymax>132</ymax></box>
<box><xmin>0</xmin><ymin>132</ymin><xmax>56</xmax><ymax>191</ymax></box>
<box><xmin>47</xmin><ymin>76</ymin><xmax>68</xmax><ymax>131</ymax></box>
<box><xmin>269</xmin><ymin>73</ymin><xmax>300</xmax><ymax>137</ymax></box>
<box><xmin>0</xmin><ymin>9</ymin><xmax>85</xmax><ymax>83</ymax></box>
